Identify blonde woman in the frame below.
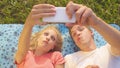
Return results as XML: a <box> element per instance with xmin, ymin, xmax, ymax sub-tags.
<box><xmin>14</xmin><ymin>4</ymin><xmax>64</xmax><ymax>68</ymax></box>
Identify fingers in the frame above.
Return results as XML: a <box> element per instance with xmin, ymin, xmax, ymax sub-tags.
<box><xmin>66</xmin><ymin>1</ymin><xmax>80</xmax><ymax>19</ymax></box>
<box><xmin>85</xmin><ymin>65</ymin><xmax>99</xmax><ymax>68</ymax></box>
<box><xmin>31</xmin><ymin>9</ymin><xmax>56</xmax><ymax>14</ymax></box>
<box><xmin>66</xmin><ymin>1</ymin><xmax>74</xmax><ymax>19</ymax></box>
<box><xmin>66</xmin><ymin>1</ymin><xmax>96</xmax><ymax>26</ymax></box>
<box><xmin>92</xmin><ymin>65</ymin><xmax>99</xmax><ymax>68</ymax></box>
<box><xmin>31</xmin><ymin>4</ymin><xmax>56</xmax><ymax>19</ymax></box>
<box><xmin>26</xmin><ymin>4</ymin><xmax>56</xmax><ymax>26</ymax></box>
<box><xmin>74</xmin><ymin>5</ymin><xmax>93</xmax><ymax>26</ymax></box>
<box><xmin>31</xmin><ymin>13</ymin><xmax>55</xmax><ymax>19</ymax></box>
<box><xmin>65</xmin><ymin>23</ymin><xmax>76</xmax><ymax>28</ymax></box>
<box><xmin>32</xmin><ymin>4</ymin><xmax>56</xmax><ymax>14</ymax></box>
<box><xmin>75</xmin><ymin>6</ymin><xmax>87</xmax><ymax>24</ymax></box>
<box><xmin>80</xmin><ymin>8</ymin><xmax>92</xmax><ymax>25</ymax></box>
<box><xmin>33</xmin><ymin>4</ymin><xmax>55</xmax><ymax>9</ymax></box>
<box><xmin>66</xmin><ymin>1</ymin><xmax>89</xmax><ymax>26</ymax></box>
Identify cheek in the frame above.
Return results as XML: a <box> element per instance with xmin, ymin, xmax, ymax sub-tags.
<box><xmin>37</xmin><ymin>37</ymin><xmax>45</xmax><ymax>46</ymax></box>
<box><xmin>73</xmin><ymin>37</ymin><xmax>78</xmax><ymax>43</ymax></box>
<box><xmin>49</xmin><ymin>40</ymin><xmax>56</xmax><ymax>45</ymax></box>
<box><xmin>53</xmin><ymin>41</ymin><xmax>57</xmax><ymax>45</ymax></box>
<box><xmin>83</xmin><ymin>33</ymin><xmax>92</xmax><ymax>41</ymax></box>
<box><xmin>87</xmin><ymin>32</ymin><xmax>92</xmax><ymax>38</ymax></box>
<box><xmin>52</xmin><ymin>44</ymin><xmax>55</xmax><ymax>48</ymax></box>
<box><xmin>48</xmin><ymin>43</ymin><xmax>55</xmax><ymax>49</ymax></box>
<box><xmin>37</xmin><ymin>40</ymin><xmax>43</xmax><ymax>47</ymax></box>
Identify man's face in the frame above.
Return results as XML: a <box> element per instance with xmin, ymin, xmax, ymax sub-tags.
<box><xmin>71</xmin><ymin>25</ymin><xmax>93</xmax><ymax>49</ymax></box>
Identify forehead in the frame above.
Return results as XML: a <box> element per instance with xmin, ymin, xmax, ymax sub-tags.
<box><xmin>44</xmin><ymin>29</ymin><xmax>56</xmax><ymax>33</ymax></box>
<box><xmin>44</xmin><ymin>29</ymin><xmax>56</xmax><ymax>34</ymax></box>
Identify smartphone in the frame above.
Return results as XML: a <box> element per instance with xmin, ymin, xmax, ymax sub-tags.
<box><xmin>42</xmin><ymin>7</ymin><xmax>76</xmax><ymax>23</ymax></box>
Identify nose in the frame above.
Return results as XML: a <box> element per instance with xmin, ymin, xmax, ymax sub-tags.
<box><xmin>46</xmin><ymin>36</ymin><xmax>50</xmax><ymax>41</ymax></box>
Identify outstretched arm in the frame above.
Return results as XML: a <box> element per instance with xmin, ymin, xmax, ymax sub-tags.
<box><xmin>66</xmin><ymin>1</ymin><xmax>120</xmax><ymax>55</ymax></box>
<box><xmin>91</xmin><ymin>16</ymin><xmax>120</xmax><ymax>55</ymax></box>
<box><xmin>15</xmin><ymin>4</ymin><xmax>56</xmax><ymax>64</ymax></box>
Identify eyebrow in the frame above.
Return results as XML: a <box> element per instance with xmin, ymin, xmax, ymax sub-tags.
<box><xmin>71</xmin><ymin>26</ymin><xmax>78</xmax><ymax>33</ymax></box>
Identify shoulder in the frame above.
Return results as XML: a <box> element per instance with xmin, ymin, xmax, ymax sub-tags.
<box><xmin>50</xmin><ymin>51</ymin><xmax>65</xmax><ymax>64</ymax></box>
<box><xmin>97</xmin><ymin>43</ymin><xmax>110</xmax><ymax>52</ymax></box>
<box><xmin>95</xmin><ymin>44</ymin><xmax>111</xmax><ymax>57</ymax></box>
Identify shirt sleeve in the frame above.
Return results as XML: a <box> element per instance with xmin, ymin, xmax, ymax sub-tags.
<box><xmin>51</xmin><ymin>51</ymin><xmax>65</xmax><ymax>65</ymax></box>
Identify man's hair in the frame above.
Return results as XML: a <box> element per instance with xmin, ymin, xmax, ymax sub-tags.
<box><xmin>29</xmin><ymin>26</ymin><xmax>63</xmax><ymax>52</ymax></box>
<box><xmin>68</xmin><ymin>25</ymin><xmax>93</xmax><ymax>39</ymax></box>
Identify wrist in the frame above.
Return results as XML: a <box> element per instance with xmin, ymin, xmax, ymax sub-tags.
<box><xmin>24</xmin><ymin>21</ymin><xmax>34</xmax><ymax>30</ymax></box>
<box><xmin>89</xmin><ymin>14</ymin><xmax>100</xmax><ymax>27</ymax></box>
<box><xmin>25</xmin><ymin>18</ymin><xmax>35</xmax><ymax>27</ymax></box>
<box><xmin>92</xmin><ymin>17</ymin><xmax>104</xmax><ymax>29</ymax></box>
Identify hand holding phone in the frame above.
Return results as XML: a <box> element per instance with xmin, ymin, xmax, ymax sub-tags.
<box><xmin>42</xmin><ymin>7</ymin><xmax>76</xmax><ymax>23</ymax></box>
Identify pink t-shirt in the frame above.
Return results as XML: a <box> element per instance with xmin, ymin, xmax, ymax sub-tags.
<box><xmin>16</xmin><ymin>51</ymin><xmax>65</xmax><ymax>68</ymax></box>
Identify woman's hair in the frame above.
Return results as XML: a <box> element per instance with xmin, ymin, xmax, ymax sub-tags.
<box><xmin>29</xmin><ymin>26</ymin><xmax>63</xmax><ymax>52</ymax></box>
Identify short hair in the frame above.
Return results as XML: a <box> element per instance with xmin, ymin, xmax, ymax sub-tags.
<box><xmin>69</xmin><ymin>25</ymin><xmax>92</xmax><ymax>37</ymax></box>
<box><xmin>29</xmin><ymin>26</ymin><xmax>63</xmax><ymax>52</ymax></box>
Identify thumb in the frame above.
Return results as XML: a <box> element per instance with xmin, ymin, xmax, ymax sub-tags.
<box><xmin>92</xmin><ymin>65</ymin><xmax>99</xmax><ymax>68</ymax></box>
<box><xmin>65</xmin><ymin>23</ymin><xmax>76</xmax><ymax>28</ymax></box>
<box><xmin>66</xmin><ymin>1</ymin><xmax>75</xmax><ymax>19</ymax></box>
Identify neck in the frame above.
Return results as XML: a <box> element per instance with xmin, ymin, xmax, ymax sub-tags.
<box><xmin>34</xmin><ymin>49</ymin><xmax>46</xmax><ymax>56</ymax></box>
<box><xmin>81</xmin><ymin>39</ymin><xmax>96</xmax><ymax>52</ymax></box>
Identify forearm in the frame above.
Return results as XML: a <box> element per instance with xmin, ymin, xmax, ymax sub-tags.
<box><xmin>93</xmin><ymin>17</ymin><xmax>120</xmax><ymax>53</ymax></box>
<box><xmin>15</xmin><ymin>21</ymin><xmax>34</xmax><ymax>63</ymax></box>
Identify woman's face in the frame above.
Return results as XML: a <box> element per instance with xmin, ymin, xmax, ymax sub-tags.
<box><xmin>36</xmin><ymin>29</ymin><xmax>58</xmax><ymax>52</ymax></box>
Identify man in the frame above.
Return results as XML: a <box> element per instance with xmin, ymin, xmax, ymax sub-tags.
<box><xmin>65</xmin><ymin>1</ymin><xmax>120</xmax><ymax>68</ymax></box>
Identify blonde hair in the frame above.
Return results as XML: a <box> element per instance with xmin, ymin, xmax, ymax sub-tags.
<box><xmin>29</xmin><ymin>26</ymin><xmax>63</xmax><ymax>52</ymax></box>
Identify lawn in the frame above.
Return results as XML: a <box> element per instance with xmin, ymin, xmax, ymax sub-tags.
<box><xmin>0</xmin><ymin>0</ymin><xmax>120</xmax><ymax>25</ymax></box>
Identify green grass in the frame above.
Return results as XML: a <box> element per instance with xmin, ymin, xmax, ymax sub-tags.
<box><xmin>0</xmin><ymin>0</ymin><xmax>120</xmax><ymax>25</ymax></box>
